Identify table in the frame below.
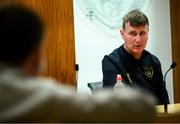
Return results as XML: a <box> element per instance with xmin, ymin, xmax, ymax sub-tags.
<box><xmin>155</xmin><ymin>103</ymin><xmax>180</xmax><ymax>122</ymax></box>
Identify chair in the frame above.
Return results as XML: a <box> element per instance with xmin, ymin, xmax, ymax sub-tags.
<box><xmin>87</xmin><ymin>81</ymin><xmax>103</xmax><ymax>94</ymax></box>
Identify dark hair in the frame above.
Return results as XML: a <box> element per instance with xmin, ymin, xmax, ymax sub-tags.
<box><xmin>122</xmin><ymin>10</ymin><xmax>149</xmax><ymax>29</ymax></box>
<box><xmin>0</xmin><ymin>5</ymin><xmax>44</xmax><ymax>66</ymax></box>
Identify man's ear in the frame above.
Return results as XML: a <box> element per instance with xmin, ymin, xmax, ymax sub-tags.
<box><xmin>120</xmin><ymin>29</ymin><xmax>124</xmax><ymax>39</ymax></box>
<box><xmin>22</xmin><ymin>47</ymin><xmax>42</xmax><ymax>76</ymax></box>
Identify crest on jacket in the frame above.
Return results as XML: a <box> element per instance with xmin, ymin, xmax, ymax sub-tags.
<box><xmin>144</xmin><ymin>66</ymin><xmax>153</xmax><ymax>78</ymax></box>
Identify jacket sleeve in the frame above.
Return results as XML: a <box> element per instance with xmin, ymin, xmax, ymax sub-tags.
<box><xmin>102</xmin><ymin>56</ymin><xmax>118</xmax><ymax>87</ymax></box>
<box><xmin>152</xmin><ymin>55</ymin><xmax>170</xmax><ymax>104</ymax></box>
<box><xmin>156</xmin><ymin>62</ymin><xmax>170</xmax><ymax>104</ymax></box>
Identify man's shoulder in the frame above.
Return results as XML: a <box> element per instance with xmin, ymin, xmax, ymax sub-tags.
<box><xmin>144</xmin><ymin>50</ymin><xmax>161</xmax><ymax>65</ymax></box>
<box><xmin>103</xmin><ymin>46</ymin><xmax>122</xmax><ymax>63</ymax></box>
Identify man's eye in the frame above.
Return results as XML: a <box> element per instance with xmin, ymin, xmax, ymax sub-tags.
<box><xmin>129</xmin><ymin>32</ymin><xmax>137</xmax><ymax>36</ymax></box>
<box><xmin>140</xmin><ymin>31</ymin><xmax>146</xmax><ymax>36</ymax></box>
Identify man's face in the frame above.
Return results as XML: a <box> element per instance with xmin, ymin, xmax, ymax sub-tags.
<box><xmin>120</xmin><ymin>22</ymin><xmax>149</xmax><ymax>58</ymax></box>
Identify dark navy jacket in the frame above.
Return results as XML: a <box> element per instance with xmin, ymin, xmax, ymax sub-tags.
<box><xmin>102</xmin><ymin>45</ymin><xmax>169</xmax><ymax>105</ymax></box>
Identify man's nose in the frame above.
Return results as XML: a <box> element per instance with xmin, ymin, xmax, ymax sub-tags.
<box><xmin>135</xmin><ymin>34</ymin><xmax>142</xmax><ymax>42</ymax></box>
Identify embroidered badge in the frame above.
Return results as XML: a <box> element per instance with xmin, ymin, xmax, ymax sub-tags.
<box><xmin>144</xmin><ymin>66</ymin><xmax>153</xmax><ymax>78</ymax></box>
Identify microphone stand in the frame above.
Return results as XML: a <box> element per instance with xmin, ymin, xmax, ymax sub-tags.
<box><xmin>163</xmin><ymin>62</ymin><xmax>177</xmax><ymax>113</ymax></box>
<box><xmin>75</xmin><ymin>64</ymin><xmax>79</xmax><ymax>89</ymax></box>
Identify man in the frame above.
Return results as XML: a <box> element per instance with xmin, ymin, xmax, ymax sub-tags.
<box><xmin>102</xmin><ymin>10</ymin><xmax>169</xmax><ymax>105</ymax></box>
<box><xmin>0</xmin><ymin>5</ymin><xmax>155</xmax><ymax>122</ymax></box>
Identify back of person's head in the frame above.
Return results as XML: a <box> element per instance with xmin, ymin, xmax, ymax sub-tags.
<box><xmin>0</xmin><ymin>0</ymin><xmax>11</xmax><ymax>9</ymax></box>
<box><xmin>0</xmin><ymin>5</ymin><xmax>44</xmax><ymax>66</ymax></box>
<box><xmin>122</xmin><ymin>9</ymin><xmax>149</xmax><ymax>29</ymax></box>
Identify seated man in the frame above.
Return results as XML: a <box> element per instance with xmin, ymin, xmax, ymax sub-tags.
<box><xmin>0</xmin><ymin>5</ymin><xmax>156</xmax><ymax>122</ymax></box>
<box><xmin>102</xmin><ymin>10</ymin><xmax>169</xmax><ymax>105</ymax></box>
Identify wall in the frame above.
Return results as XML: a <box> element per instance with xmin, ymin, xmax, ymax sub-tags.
<box><xmin>14</xmin><ymin>0</ymin><xmax>77</xmax><ymax>86</ymax></box>
<box><xmin>74</xmin><ymin>0</ymin><xmax>173</xmax><ymax>103</ymax></box>
<box><xmin>170</xmin><ymin>0</ymin><xmax>180</xmax><ymax>103</ymax></box>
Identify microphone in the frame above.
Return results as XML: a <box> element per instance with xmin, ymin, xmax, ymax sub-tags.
<box><xmin>163</xmin><ymin>62</ymin><xmax>177</xmax><ymax>113</ymax></box>
<box><xmin>163</xmin><ymin>62</ymin><xmax>177</xmax><ymax>84</ymax></box>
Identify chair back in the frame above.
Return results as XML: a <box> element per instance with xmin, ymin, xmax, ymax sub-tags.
<box><xmin>87</xmin><ymin>81</ymin><xmax>103</xmax><ymax>94</ymax></box>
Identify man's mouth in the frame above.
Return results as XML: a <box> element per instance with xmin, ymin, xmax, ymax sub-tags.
<box><xmin>134</xmin><ymin>45</ymin><xmax>142</xmax><ymax>48</ymax></box>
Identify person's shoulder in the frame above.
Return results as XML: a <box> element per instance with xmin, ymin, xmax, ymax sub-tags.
<box><xmin>103</xmin><ymin>46</ymin><xmax>122</xmax><ymax>62</ymax></box>
<box><xmin>144</xmin><ymin>50</ymin><xmax>161</xmax><ymax>65</ymax></box>
<box><xmin>25</xmin><ymin>77</ymin><xmax>75</xmax><ymax>94</ymax></box>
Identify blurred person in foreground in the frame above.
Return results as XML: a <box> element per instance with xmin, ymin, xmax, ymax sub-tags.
<box><xmin>0</xmin><ymin>5</ymin><xmax>156</xmax><ymax>123</ymax></box>
<box><xmin>102</xmin><ymin>10</ymin><xmax>169</xmax><ymax>105</ymax></box>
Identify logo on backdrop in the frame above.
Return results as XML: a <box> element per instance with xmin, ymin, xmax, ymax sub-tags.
<box><xmin>76</xmin><ymin>0</ymin><xmax>152</xmax><ymax>38</ymax></box>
